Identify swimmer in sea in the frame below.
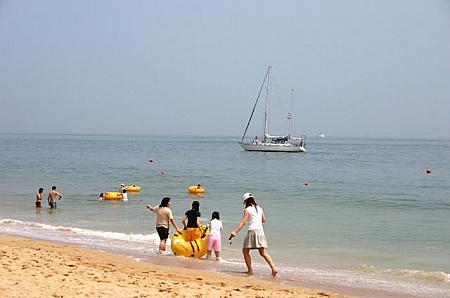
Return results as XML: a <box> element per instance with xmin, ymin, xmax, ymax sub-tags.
<box><xmin>35</xmin><ymin>187</ymin><xmax>44</xmax><ymax>208</ymax></box>
<box><xmin>47</xmin><ymin>186</ymin><xmax>63</xmax><ymax>209</ymax></box>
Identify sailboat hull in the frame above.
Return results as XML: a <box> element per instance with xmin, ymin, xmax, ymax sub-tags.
<box><xmin>239</xmin><ymin>142</ymin><xmax>306</xmax><ymax>153</ymax></box>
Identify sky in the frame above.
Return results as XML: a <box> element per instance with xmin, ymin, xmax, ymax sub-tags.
<box><xmin>1</xmin><ymin>1</ymin><xmax>449</xmax><ymax>139</ymax></box>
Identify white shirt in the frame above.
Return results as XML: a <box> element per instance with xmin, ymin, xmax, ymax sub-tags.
<box><xmin>208</xmin><ymin>219</ymin><xmax>223</xmax><ymax>236</ymax></box>
<box><xmin>245</xmin><ymin>205</ymin><xmax>264</xmax><ymax>230</ymax></box>
<box><xmin>122</xmin><ymin>193</ymin><xmax>128</xmax><ymax>201</ymax></box>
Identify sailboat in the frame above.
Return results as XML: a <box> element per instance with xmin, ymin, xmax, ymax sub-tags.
<box><xmin>239</xmin><ymin>66</ymin><xmax>306</xmax><ymax>152</ymax></box>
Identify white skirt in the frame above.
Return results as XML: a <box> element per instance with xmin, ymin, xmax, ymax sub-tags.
<box><xmin>243</xmin><ymin>229</ymin><xmax>268</xmax><ymax>249</ymax></box>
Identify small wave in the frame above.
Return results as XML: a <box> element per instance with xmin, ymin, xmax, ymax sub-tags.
<box><xmin>0</xmin><ymin>218</ymin><xmax>159</xmax><ymax>243</ymax></box>
<box><xmin>354</xmin><ymin>264</ymin><xmax>450</xmax><ymax>283</ymax></box>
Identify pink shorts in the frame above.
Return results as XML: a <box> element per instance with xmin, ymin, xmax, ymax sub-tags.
<box><xmin>207</xmin><ymin>235</ymin><xmax>221</xmax><ymax>251</ymax></box>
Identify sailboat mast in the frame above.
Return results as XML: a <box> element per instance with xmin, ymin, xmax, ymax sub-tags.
<box><xmin>263</xmin><ymin>65</ymin><xmax>271</xmax><ymax>141</ymax></box>
<box><xmin>240</xmin><ymin>66</ymin><xmax>270</xmax><ymax>143</ymax></box>
<box><xmin>288</xmin><ymin>88</ymin><xmax>294</xmax><ymax>139</ymax></box>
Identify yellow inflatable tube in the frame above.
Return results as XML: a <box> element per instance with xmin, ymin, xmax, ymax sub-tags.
<box><xmin>124</xmin><ymin>185</ymin><xmax>141</xmax><ymax>192</ymax></box>
<box><xmin>188</xmin><ymin>185</ymin><xmax>205</xmax><ymax>194</ymax></box>
<box><xmin>103</xmin><ymin>192</ymin><xmax>123</xmax><ymax>201</ymax></box>
<box><xmin>171</xmin><ymin>226</ymin><xmax>209</xmax><ymax>258</ymax></box>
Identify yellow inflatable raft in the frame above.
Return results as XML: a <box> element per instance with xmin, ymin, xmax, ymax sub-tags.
<box><xmin>171</xmin><ymin>226</ymin><xmax>209</xmax><ymax>258</ymax></box>
<box><xmin>103</xmin><ymin>192</ymin><xmax>123</xmax><ymax>201</ymax></box>
<box><xmin>124</xmin><ymin>185</ymin><xmax>141</xmax><ymax>192</ymax></box>
<box><xmin>188</xmin><ymin>185</ymin><xmax>205</xmax><ymax>194</ymax></box>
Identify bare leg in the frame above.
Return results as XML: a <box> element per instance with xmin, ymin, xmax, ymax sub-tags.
<box><xmin>159</xmin><ymin>239</ymin><xmax>167</xmax><ymax>252</ymax></box>
<box><xmin>242</xmin><ymin>248</ymin><xmax>253</xmax><ymax>274</ymax></box>
<box><xmin>206</xmin><ymin>250</ymin><xmax>212</xmax><ymax>260</ymax></box>
<box><xmin>214</xmin><ymin>251</ymin><xmax>222</xmax><ymax>261</ymax></box>
<box><xmin>258</xmin><ymin>248</ymin><xmax>277</xmax><ymax>277</ymax></box>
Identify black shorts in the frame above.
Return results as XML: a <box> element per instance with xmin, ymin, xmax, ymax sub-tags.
<box><xmin>156</xmin><ymin>226</ymin><xmax>169</xmax><ymax>240</ymax></box>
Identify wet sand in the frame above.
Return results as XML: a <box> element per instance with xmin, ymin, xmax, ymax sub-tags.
<box><xmin>0</xmin><ymin>234</ymin><xmax>349</xmax><ymax>297</ymax></box>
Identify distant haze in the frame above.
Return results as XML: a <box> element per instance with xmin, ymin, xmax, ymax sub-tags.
<box><xmin>1</xmin><ymin>1</ymin><xmax>449</xmax><ymax>139</ymax></box>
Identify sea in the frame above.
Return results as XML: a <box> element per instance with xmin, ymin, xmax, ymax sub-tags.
<box><xmin>0</xmin><ymin>134</ymin><xmax>449</xmax><ymax>297</ymax></box>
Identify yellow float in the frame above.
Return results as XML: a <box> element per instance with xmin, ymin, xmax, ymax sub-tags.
<box><xmin>124</xmin><ymin>185</ymin><xmax>141</xmax><ymax>192</ymax></box>
<box><xmin>188</xmin><ymin>185</ymin><xmax>205</xmax><ymax>194</ymax></box>
<box><xmin>171</xmin><ymin>226</ymin><xmax>209</xmax><ymax>258</ymax></box>
<box><xmin>103</xmin><ymin>192</ymin><xmax>123</xmax><ymax>201</ymax></box>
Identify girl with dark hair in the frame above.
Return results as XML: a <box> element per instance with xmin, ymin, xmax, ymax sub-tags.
<box><xmin>229</xmin><ymin>192</ymin><xmax>277</xmax><ymax>277</ymax></box>
<box><xmin>159</xmin><ymin>197</ymin><xmax>171</xmax><ymax>207</ymax></box>
<box><xmin>182</xmin><ymin>200</ymin><xmax>202</xmax><ymax>241</ymax></box>
<box><xmin>206</xmin><ymin>211</ymin><xmax>223</xmax><ymax>261</ymax></box>
<box><xmin>146</xmin><ymin>197</ymin><xmax>181</xmax><ymax>253</ymax></box>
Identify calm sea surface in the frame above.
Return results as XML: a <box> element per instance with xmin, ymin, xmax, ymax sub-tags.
<box><xmin>0</xmin><ymin>134</ymin><xmax>449</xmax><ymax>297</ymax></box>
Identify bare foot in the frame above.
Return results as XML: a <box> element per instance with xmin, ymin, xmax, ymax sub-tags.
<box><xmin>271</xmin><ymin>269</ymin><xmax>278</xmax><ymax>277</ymax></box>
<box><xmin>245</xmin><ymin>271</ymin><xmax>254</xmax><ymax>275</ymax></box>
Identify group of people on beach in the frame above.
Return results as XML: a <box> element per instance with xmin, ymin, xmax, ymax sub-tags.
<box><xmin>35</xmin><ymin>186</ymin><xmax>63</xmax><ymax>209</ymax></box>
<box><xmin>146</xmin><ymin>192</ymin><xmax>278</xmax><ymax>277</ymax></box>
<box><xmin>33</xmin><ymin>186</ymin><xmax>277</xmax><ymax>276</ymax></box>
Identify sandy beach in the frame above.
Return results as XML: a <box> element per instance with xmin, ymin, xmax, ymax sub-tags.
<box><xmin>0</xmin><ymin>234</ymin><xmax>348</xmax><ymax>298</ymax></box>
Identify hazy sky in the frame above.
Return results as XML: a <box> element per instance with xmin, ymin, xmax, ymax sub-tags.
<box><xmin>1</xmin><ymin>1</ymin><xmax>449</xmax><ymax>139</ymax></box>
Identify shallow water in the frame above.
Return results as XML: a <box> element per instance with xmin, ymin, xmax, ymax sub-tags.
<box><xmin>0</xmin><ymin>134</ymin><xmax>449</xmax><ymax>297</ymax></box>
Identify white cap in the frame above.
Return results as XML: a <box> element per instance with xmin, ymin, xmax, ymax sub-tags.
<box><xmin>243</xmin><ymin>192</ymin><xmax>253</xmax><ymax>202</ymax></box>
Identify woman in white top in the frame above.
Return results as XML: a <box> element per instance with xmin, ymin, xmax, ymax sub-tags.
<box><xmin>229</xmin><ymin>192</ymin><xmax>277</xmax><ymax>277</ymax></box>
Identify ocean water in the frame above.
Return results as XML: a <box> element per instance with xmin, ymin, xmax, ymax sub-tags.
<box><xmin>0</xmin><ymin>134</ymin><xmax>449</xmax><ymax>297</ymax></box>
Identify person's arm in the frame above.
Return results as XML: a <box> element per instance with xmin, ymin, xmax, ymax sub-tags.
<box><xmin>56</xmin><ymin>191</ymin><xmax>63</xmax><ymax>199</ymax></box>
<box><xmin>229</xmin><ymin>210</ymin><xmax>250</xmax><ymax>239</ymax></box>
<box><xmin>170</xmin><ymin>218</ymin><xmax>181</xmax><ymax>233</ymax></box>
<box><xmin>47</xmin><ymin>193</ymin><xmax>51</xmax><ymax>203</ymax></box>
<box><xmin>196</xmin><ymin>216</ymin><xmax>201</xmax><ymax>231</ymax></box>
<box><xmin>168</xmin><ymin>209</ymin><xmax>181</xmax><ymax>233</ymax></box>
<box><xmin>262</xmin><ymin>210</ymin><xmax>266</xmax><ymax>224</ymax></box>
<box><xmin>146</xmin><ymin>204</ymin><xmax>155</xmax><ymax>212</ymax></box>
<box><xmin>182</xmin><ymin>215</ymin><xmax>187</xmax><ymax>228</ymax></box>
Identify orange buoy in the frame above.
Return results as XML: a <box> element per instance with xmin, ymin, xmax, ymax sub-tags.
<box><xmin>426</xmin><ymin>168</ymin><xmax>432</xmax><ymax>174</ymax></box>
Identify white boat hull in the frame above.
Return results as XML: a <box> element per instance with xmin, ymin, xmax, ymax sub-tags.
<box><xmin>239</xmin><ymin>142</ymin><xmax>306</xmax><ymax>153</ymax></box>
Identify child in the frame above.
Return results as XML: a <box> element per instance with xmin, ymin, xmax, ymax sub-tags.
<box><xmin>35</xmin><ymin>188</ymin><xmax>44</xmax><ymax>208</ymax></box>
<box><xmin>207</xmin><ymin>211</ymin><xmax>223</xmax><ymax>261</ymax></box>
<box><xmin>122</xmin><ymin>188</ymin><xmax>128</xmax><ymax>201</ymax></box>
